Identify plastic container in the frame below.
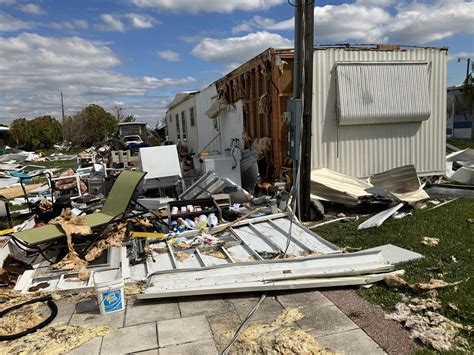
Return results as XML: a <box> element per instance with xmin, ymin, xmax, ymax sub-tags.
<box><xmin>93</xmin><ymin>270</ymin><xmax>125</xmax><ymax>315</ymax></box>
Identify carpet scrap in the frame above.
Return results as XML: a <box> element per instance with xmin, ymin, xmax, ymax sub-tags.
<box><xmin>84</xmin><ymin>222</ymin><xmax>127</xmax><ymax>262</ymax></box>
<box><xmin>227</xmin><ymin>308</ymin><xmax>335</xmax><ymax>354</ymax></box>
<box><xmin>0</xmin><ymin>323</ymin><xmax>114</xmax><ymax>354</ymax></box>
<box><xmin>384</xmin><ymin>275</ymin><xmax>460</xmax><ymax>293</ymax></box>
<box><xmin>49</xmin><ymin>209</ymin><xmax>92</xmax><ymax>280</ymax></box>
<box><xmin>386</xmin><ymin>296</ymin><xmax>470</xmax><ymax>352</ymax></box>
<box><xmin>421</xmin><ymin>237</ymin><xmax>440</xmax><ymax>246</ymax></box>
<box><xmin>0</xmin><ymin>301</ymin><xmax>45</xmax><ymax>337</ymax></box>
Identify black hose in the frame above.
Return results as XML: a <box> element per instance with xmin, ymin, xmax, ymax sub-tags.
<box><xmin>0</xmin><ymin>295</ymin><xmax>58</xmax><ymax>341</ymax></box>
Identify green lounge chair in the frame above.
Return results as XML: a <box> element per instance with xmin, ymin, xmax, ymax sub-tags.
<box><xmin>11</xmin><ymin>170</ymin><xmax>146</xmax><ymax>246</ymax></box>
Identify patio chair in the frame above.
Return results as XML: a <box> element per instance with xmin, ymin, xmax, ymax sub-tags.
<box><xmin>10</xmin><ymin>170</ymin><xmax>146</xmax><ymax>247</ymax></box>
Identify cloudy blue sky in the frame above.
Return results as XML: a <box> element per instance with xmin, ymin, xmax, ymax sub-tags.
<box><xmin>0</xmin><ymin>0</ymin><xmax>473</xmax><ymax>126</ymax></box>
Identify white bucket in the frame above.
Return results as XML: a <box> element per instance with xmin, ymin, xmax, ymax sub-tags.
<box><xmin>93</xmin><ymin>270</ymin><xmax>125</xmax><ymax>315</ymax></box>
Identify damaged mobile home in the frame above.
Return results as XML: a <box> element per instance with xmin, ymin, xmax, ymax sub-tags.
<box><xmin>166</xmin><ymin>44</ymin><xmax>447</xmax><ymax>179</ymax></box>
<box><xmin>2</xmin><ymin>42</ymin><xmax>470</xmax><ymax>354</ymax></box>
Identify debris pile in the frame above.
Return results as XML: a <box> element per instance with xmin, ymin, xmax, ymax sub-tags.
<box><xmin>0</xmin><ymin>139</ymin><xmax>471</xmax><ymax>352</ymax></box>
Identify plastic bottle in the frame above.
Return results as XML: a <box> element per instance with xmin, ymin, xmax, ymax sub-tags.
<box><xmin>186</xmin><ymin>219</ymin><xmax>196</xmax><ymax>229</ymax></box>
<box><xmin>197</xmin><ymin>214</ymin><xmax>208</xmax><ymax>230</ymax></box>
<box><xmin>208</xmin><ymin>213</ymin><xmax>218</xmax><ymax>228</ymax></box>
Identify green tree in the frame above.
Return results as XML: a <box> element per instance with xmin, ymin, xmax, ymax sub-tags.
<box><xmin>82</xmin><ymin>104</ymin><xmax>117</xmax><ymax>145</ymax></box>
<box><xmin>9</xmin><ymin>116</ymin><xmax>62</xmax><ymax>150</ymax></box>
<box><xmin>30</xmin><ymin>115</ymin><xmax>63</xmax><ymax>149</ymax></box>
<box><xmin>9</xmin><ymin>117</ymin><xmax>34</xmax><ymax>150</ymax></box>
<box><xmin>64</xmin><ymin>104</ymin><xmax>117</xmax><ymax>146</ymax></box>
<box><xmin>123</xmin><ymin>114</ymin><xmax>135</xmax><ymax>123</ymax></box>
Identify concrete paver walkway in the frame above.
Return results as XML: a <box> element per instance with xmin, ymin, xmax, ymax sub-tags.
<box><xmin>62</xmin><ymin>290</ymin><xmax>385</xmax><ymax>354</ymax></box>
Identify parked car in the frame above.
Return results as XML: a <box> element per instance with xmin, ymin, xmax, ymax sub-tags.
<box><xmin>123</xmin><ymin>135</ymin><xmax>144</xmax><ymax>146</ymax></box>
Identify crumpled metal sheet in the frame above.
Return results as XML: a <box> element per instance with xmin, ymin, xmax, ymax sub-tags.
<box><xmin>369</xmin><ymin>165</ymin><xmax>429</xmax><ymax>204</ymax></box>
<box><xmin>310</xmin><ymin>168</ymin><xmax>373</xmax><ymax>205</ymax></box>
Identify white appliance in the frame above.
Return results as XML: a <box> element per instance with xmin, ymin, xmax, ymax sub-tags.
<box><xmin>201</xmin><ymin>153</ymin><xmax>242</xmax><ymax>187</ymax></box>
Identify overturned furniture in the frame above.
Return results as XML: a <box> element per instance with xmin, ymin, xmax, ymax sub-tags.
<box><xmin>9</xmin><ymin>170</ymin><xmax>146</xmax><ymax>246</ymax></box>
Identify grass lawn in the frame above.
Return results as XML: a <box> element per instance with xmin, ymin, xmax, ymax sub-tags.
<box><xmin>447</xmin><ymin>139</ymin><xmax>474</xmax><ymax>150</ymax></box>
<box><xmin>315</xmin><ymin>198</ymin><xmax>474</xmax><ymax>351</ymax></box>
<box><xmin>37</xmin><ymin>147</ymin><xmax>84</xmax><ymax>173</ymax></box>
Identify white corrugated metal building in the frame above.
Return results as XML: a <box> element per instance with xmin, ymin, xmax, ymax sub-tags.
<box><xmin>312</xmin><ymin>45</ymin><xmax>447</xmax><ymax>177</ymax></box>
<box><xmin>167</xmin><ymin>45</ymin><xmax>447</xmax><ymax>179</ymax></box>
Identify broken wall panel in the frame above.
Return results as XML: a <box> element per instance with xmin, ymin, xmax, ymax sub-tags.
<box><xmin>130</xmin><ymin>214</ymin><xmax>340</xmax><ymax>280</ymax></box>
<box><xmin>139</xmin><ymin>251</ymin><xmax>395</xmax><ymax>299</ymax></box>
<box><xmin>216</xmin><ymin>49</ymin><xmax>294</xmax><ymax>176</ymax></box>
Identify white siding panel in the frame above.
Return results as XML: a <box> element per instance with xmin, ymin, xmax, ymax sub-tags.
<box><xmin>336</xmin><ymin>62</ymin><xmax>431</xmax><ymax>125</ymax></box>
<box><xmin>195</xmin><ymin>85</ymin><xmax>221</xmax><ymax>153</ymax></box>
<box><xmin>312</xmin><ymin>47</ymin><xmax>447</xmax><ymax>178</ymax></box>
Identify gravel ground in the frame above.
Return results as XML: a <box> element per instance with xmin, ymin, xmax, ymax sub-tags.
<box><xmin>322</xmin><ymin>288</ymin><xmax>420</xmax><ymax>355</ymax></box>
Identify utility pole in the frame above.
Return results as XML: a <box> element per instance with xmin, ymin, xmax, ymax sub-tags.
<box><xmin>299</xmin><ymin>0</ymin><xmax>314</xmax><ymax>221</ymax></box>
<box><xmin>293</xmin><ymin>0</ymin><xmax>303</xmax><ymax>100</ymax></box>
<box><xmin>465</xmin><ymin>58</ymin><xmax>470</xmax><ymax>82</ymax></box>
<box><xmin>287</xmin><ymin>0</ymin><xmax>313</xmax><ymax>221</ymax></box>
<box><xmin>60</xmin><ymin>92</ymin><xmax>65</xmax><ymax>125</ymax></box>
<box><xmin>458</xmin><ymin>57</ymin><xmax>473</xmax><ymax>140</ymax></box>
<box><xmin>287</xmin><ymin>0</ymin><xmax>303</xmax><ymax>218</ymax></box>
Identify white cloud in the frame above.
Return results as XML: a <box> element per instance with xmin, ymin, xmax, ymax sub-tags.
<box><xmin>0</xmin><ymin>33</ymin><xmax>196</xmax><ymax>123</ymax></box>
<box><xmin>143</xmin><ymin>76</ymin><xmax>195</xmax><ymax>86</ymax></box>
<box><xmin>50</xmin><ymin>19</ymin><xmax>89</xmax><ymax>31</ymax></box>
<box><xmin>126</xmin><ymin>13</ymin><xmax>156</xmax><ymax>29</ymax></box>
<box><xmin>18</xmin><ymin>3</ymin><xmax>45</xmax><ymax>15</ymax></box>
<box><xmin>447</xmin><ymin>52</ymin><xmax>474</xmax><ymax>62</ymax></box>
<box><xmin>220</xmin><ymin>62</ymin><xmax>241</xmax><ymax>75</ymax></box>
<box><xmin>192</xmin><ymin>31</ymin><xmax>292</xmax><ymax>63</ymax></box>
<box><xmin>233</xmin><ymin>1</ymin><xmax>474</xmax><ymax>43</ymax></box>
<box><xmin>355</xmin><ymin>0</ymin><xmax>393</xmax><ymax>7</ymax></box>
<box><xmin>315</xmin><ymin>4</ymin><xmax>390</xmax><ymax>42</ymax></box>
<box><xmin>0</xmin><ymin>11</ymin><xmax>31</xmax><ymax>31</ymax></box>
<box><xmin>131</xmin><ymin>0</ymin><xmax>284</xmax><ymax>13</ymax></box>
<box><xmin>232</xmin><ymin>16</ymin><xmax>280</xmax><ymax>34</ymax></box>
<box><xmin>234</xmin><ymin>5</ymin><xmax>390</xmax><ymax>42</ymax></box>
<box><xmin>157</xmin><ymin>50</ymin><xmax>180</xmax><ymax>62</ymax></box>
<box><xmin>100</xmin><ymin>13</ymin><xmax>126</xmax><ymax>32</ymax></box>
<box><xmin>386</xmin><ymin>0</ymin><xmax>474</xmax><ymax>43</ymax></box>
<box><xmin>99</xmin><ymin>13</ymin><xmax>157</xmax><ymax>31</ymax></box>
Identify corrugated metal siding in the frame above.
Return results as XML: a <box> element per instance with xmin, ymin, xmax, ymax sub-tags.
<box><xmin>312</xmin><ymin>48</ymin><xmax>447</xmax><ymax>178</ymax></box>
<box><xmin>336</xmin><ymin>62</ymin><xmax>431</xmax><ymax>125</ymax></box>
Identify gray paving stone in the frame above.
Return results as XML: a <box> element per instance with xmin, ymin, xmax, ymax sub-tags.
<box><xmin>133</xmin><ymin>349</ymin><xmax>159</xmax><ymax>355</ymax></box>
<box><xmin>101</xmin><ymin>322</ymin><xmax>158</xmax><ymax>354</ymax></box>
<box><xmin>178</xmin><ymin>296</ymin><xmax>233</xmax><ymax>318</ymax></box>
<box><xmin>69</xmin><ymin>309</ymin><xmax>125</xmax><ymax>328</ymax></box>
<box><xmin>276</xmin><ymin>290</ymin><xmax>334</xmax><ymax>309</ymax></box>
<box><xmin>318</xmin><ymin>328</ymin><xmax>386</xmax><ymax>355</ymax></box>
<box><xmin>125</xmin><ymin>299</ymin><xmax>180</xmax><ymax>326</ymax></box>
<box><xmin>52</xmin><ymin>299</ymin><xmax>77</xmax><ymax>324</ymax></box>
<box><xmin>75</xmin><ymin>298</ymin><xmax>100</xmax><ymax>313</ymax></box>
<box><xmin>207</xmin><ymin>310</ymin><xmax>242</xmax><ymax>352</ymax></box>
<box><xmin>229</xmin><ymin>295</ymin><xmax>284</xmax><ymax>324</ymax></box>
<box><xmin>157</xmin><ymin>315</ymin><xmax>212</xmax><ymax>347</ymax></box>
<box><xmin>298</xmin><ymin>304</ymin><xmax>359</xmax><ymax>338</ymax></box>
<box><xmin>159</xmin><ymin>339</ymin><xmax>218</xmax><ymax>355</ymax></box>
<box><xmin>67</xmin><ymin>336</ymin><xmax>102</xmax><ymax>355</ymax></box>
